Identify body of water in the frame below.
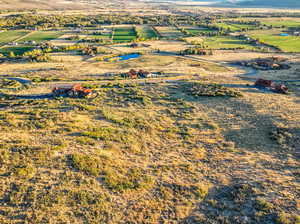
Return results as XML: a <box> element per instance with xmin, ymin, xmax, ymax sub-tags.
<box><xmin>118</xmin><ymin>53</ymin><xmax>141</xmax><ymax>61</ymax></box>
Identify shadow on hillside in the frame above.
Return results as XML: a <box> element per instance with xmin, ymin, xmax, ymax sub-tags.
<box><xmin>180</xmin><ymin>181</ymin><xmax>280</xmax><ymax>224</ymax></box>
<box><xmin>166</xmin><ymin>83</ymin><xmax>299</xmax><ymax>158</ymax></box>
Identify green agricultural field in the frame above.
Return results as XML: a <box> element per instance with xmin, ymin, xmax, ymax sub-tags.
<box><xmin>0</xmin><ymin>30</ymin><xmax>29</xmax><ymax>44</ymax></box>
<box><xmin>136</xmin><ymin>26</ymin><xmax>158</xmax><ymax>39</ymax></box>
<box><xmin>155</xmin><ymin>26</ymin><xmax>184</xmax><ymax>38</ymax></box>
<box><xmin>182</xmin><ymin>26</ymin><xmax>216</xmax><ymax>35</ymax></box>
<box><xmin>202</xmin><ymin>36</ymin><xmax>258</xmax><ymax>50</ymax></box>
<box><xmin>0</xmin><ymin>45</ymin><xmax>34</xmax><ymax>56</ymax></box>
<box><xmin>113</xmin><ymin>27</ymin><xmax>137</xmax><ymax>43</ymax></box>
<box><xmin>250</xmin><ymin>32</ymin><xmax>300</xmax><ymax>52</ymax></box>
<box><xmin>215</xmin><ymin>23</ymin><xmax>240</xmax><ymax>32</ymax></box>
<box><xmin>88</xmin><ymin>33</ymin><xmax>111</xmax><ymax>40</ymax></box>
<box><xmin>215</xmin><ymin>23</ymin><xmax>257</xmax><ymax>32</ymax></box>
<box><xmin>261</xmin><ymin>20</ymin><xmax>300</xmax><ymax>28</ymax></box>
<box><xmin>230</xmin><ymin>24</ymin><xmax>257</xmax><ymax>30</ymax></box>
<box><xmin>17</xmin><ymin>31</ymin><xmax>64</xmax><ymax>43</ymax></box>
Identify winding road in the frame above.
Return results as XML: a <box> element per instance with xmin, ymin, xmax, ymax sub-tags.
<box><xmin>2</xmin><ymin>51</ymin><xmax>298</xmax><ymax>100</ymax></box>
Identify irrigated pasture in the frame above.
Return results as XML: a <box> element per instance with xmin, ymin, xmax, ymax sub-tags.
<box><xmin>136</xmin><ymin>25</ymin><xmax>158</xmax><ymax>39</ymax></box>
<box><xmin>181</xmin><ymin>26</ymin><xmax>216</xmax><ymax>35</ymax></box>
<box><xmin>17</xmin><ymin>31</ymin><xmax>64</xmax><ymax>43</ymax></box>
<box><xmin>202</xmin><ymin>36</ymin><xmax>258</xmax><ymax>50</ymax></box>
<box><xmin>155</xmin><ymin>26</ymin><xmax>184</xmax><ymax>38</ymax></box>
<box><xmin>0</xmin><ymin>45</ymin><xmax>34</xmax><ymax>56</ymax></box>
<box><xmin>113</xmin><ymin>27</ymin><xmax>137</xmax><ymax>43</ymax></box>
<box><xmin>261</xmin><ymin>19</ymin><xmax>300</xmax><ymax>28</ymax></box>
<box><xmin>249</xmin><ymin>30</ymin><xmax>300</xmax><ymax>52</ymax></box>
<box><xmin>0</xmin><ymin>30</ymin><xmax>29</xmax><ymax>44</ymax></box>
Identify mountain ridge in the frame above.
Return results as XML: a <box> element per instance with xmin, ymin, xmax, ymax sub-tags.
<box><xmin>234</xmin><ymin>0</ymin><xmax>300</xmax><ymax>8</ymax></box>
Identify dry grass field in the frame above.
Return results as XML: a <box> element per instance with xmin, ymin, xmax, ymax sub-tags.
<box><xmin>0</xmin><ymin>45</ymin><xmax>299</xmax><ymax>223</ymax></box>
<box><xmin>0</xmin><ymin>4</ymin><xmax>300</xmax><ymax>223</ymax></box>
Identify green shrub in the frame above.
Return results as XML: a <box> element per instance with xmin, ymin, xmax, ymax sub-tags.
<box><xmin>81</xmin><ymin>127</ymin><xmax>127</xmax><ymax>142</ymax></box>
<box><xmin>104</xmin><ymin>168</ymin><xmax>152</xmax><ymax>192</ymax></box>
<box><xmin>69</xmin><ymin>153</ymin><xmax>102</xmax><ymax>176</ymax></box>
<box><xmin>0</xmin><ymin>79</ymin><xmax>22</xmax><ymax>89</ymax></box>
<box><xmin>184</xmin><ymin>82</ymin><xmax>242</xmax><ymax>97</ymax></box>
<box><xmin>276</xmin><ymin>212</ymin><xmax>300</xmax><ymax>224</ymax></box>
<box><xmin>13</xmin><ymin>164</ymin><xmax>36</xmax><ymax>179</ymax></box>
<box><xmin>255</xmin><ymin>197</ymin><xmax>273</xmax><ymax>212</ymax></box>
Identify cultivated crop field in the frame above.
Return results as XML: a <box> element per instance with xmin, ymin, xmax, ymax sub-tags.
<box><xmin>202</xmin><ymin>36</ymin><xmax>259</xmax><ymax>50</ymax></box>
<box><xmin>155</xmin><ymin>26</ymin><xmax>184</xmax><ymax>38</ymax></box>
<box><xmin>181</xmin><ymin>26</ymin><xmax>216</xmax><ymax>35</ymax></box>
<box><xmin>136</xmin><ymin>25</ymin><xmax>158</xmax><ymax>39</ymax></box>
<box><xmin>260</xmin><ymin>19</ymin><xmax>300</xmax><ymax>28</ymax></box>
<box><xmin>0</xmin><ymin>30</ymin><xmax>29</xmax><ymax>45</ymax></box>
<box><xmin>248</xmin><ymin>30</ymin><xmax>300</xmax><ymax>52</ymax></box>
<box><xmin>113</xmin><ymin>27</ymin><xmax>137</xmax><ymax>43</ymax></box>
<box><xmin>0</xmin><ymin>45</ymin><xmax>34</xmax><ymax>56</ymax></box>
<box><xmin>215</xmin><ymin>22</ymin><xmax>257</xmax><ymax>31</ymax></box>
<box><xmin>17</xmin><ymin>31</ymin><xmax>65</xmax><ymax>43</ymax></box>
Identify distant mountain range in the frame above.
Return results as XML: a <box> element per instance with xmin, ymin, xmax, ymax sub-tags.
<box><xmin>232</xmin><ymin>0</ymin><xmax>300</xmax><ymax>8</ymax></box>
<box><xmin>0</xmin><ymin>0</ymin><xmax>118</xmax><ymax>10</ymax></box>
<box><xmin>0</xmin><ymin>0</ymin><xmax>299</xmax><ymax>10</ymax></box>
<box><xmin>190</xmin><ymin>0</ymin><xmax>300</xmax><ymax>8</ymax></box>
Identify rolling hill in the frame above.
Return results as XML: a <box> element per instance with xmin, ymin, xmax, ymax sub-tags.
<box><xmin>0</xmin><ymin>0</ymin><xmax>115</xmax><ymax>10</ymax></box>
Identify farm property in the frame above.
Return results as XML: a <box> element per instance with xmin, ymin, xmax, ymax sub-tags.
<box><xmin>249</xmin><ymin>30</ymin><xmax>300</xmax><ymax>52</ymax></box>
<box><xmin>17</xmin><ymin>31</ymin><xmax>64</xmax><ymax>43</ymax></box>
<box><xmin>155</xmin><ymin>26</ymin><xmax>184</xmax><ymax>38</ymax></box>
<box><xmin>0</xmin><ymin>45</ymin><xmax>34</xmax><ymax>56</ymax></box>
<box><xmin>136</xmin><ymin>25</ymin><xmax>158</xmax><ymax>39</ymax></box>
<box><xmin>113</xmin><ymin>27</ymin><xmax>137</xmax><ymax>43</ymax></box>
<box><xmin>261</xmin><ymin>19</ymin><xmax>300</xmax><ymax>28</ymax></box>
<box><xmin>183</xmin><ymin>26</ymin><xmax>216</xmax><ymax>35</ymax></box>
<box><xmin>202</xmin><ymin>36</ymin><xmax>259</xmax><ymax>50</ymax></box>
<box><xmin>0</xmin><ymin>30</ymin><xmax>29</xmax><ymax>45</ymax></box>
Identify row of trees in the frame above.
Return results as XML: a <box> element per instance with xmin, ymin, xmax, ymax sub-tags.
<box><xmin>2</xmin><ymin>11</ymin><xmax>299</xmax><ymax>30</ymax></box>
<box><xmin>3</xmin><ymin>49</ymin><xmax>51</xmax><ymax>62</ymax></box>
<box><xmin>179</xmin><ymin>47</ymin><xmax>213</xmax><ymax>56</ymax></box>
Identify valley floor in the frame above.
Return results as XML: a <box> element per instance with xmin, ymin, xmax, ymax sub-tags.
<box><xmin>0</xmin><ymin>47</ymin><xmax>299</xmax><ymax>223</ymax></box>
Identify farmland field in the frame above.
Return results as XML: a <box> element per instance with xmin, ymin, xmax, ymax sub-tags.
<box><xmin>0</xmin><ymin>45</ymin><xmax>34</xmax><ymax>56</ymax></box>
<box><xmin>202</xmin><ymin>36</ymin><xmax>258</xmax><ymax>50</ymax></box>
<box><xmin>0</xmin><ymin>30</ymin><xmax>29</xmax><ymax>44</ymax></box>
<box><xmin>248</xmin><ymin>29</ymin><xmax>300</xmax><ymax>52</ymax></box>
<box><xmin>155</xmin><ymin>26</ymin><xmax>184</xmax><ymax>38</ymax></box>
<box><xmin>215</xmin><ymin>23</ymin><xmax>241</xmax><ymax>32</ymax></box>
<box><xmin>215</xmin><ymin>23</ymin><xmax>257</xmax><ymax>32</ymax></box>
<box><xmin>136</xmin><ymin>26</ymin><xmax>158</xmax><ymax>39</ymax></box>
<box><xmin>261</xmin><ymin>20</ymin><xmax>300</xmax><ymax>28</ymax></box>
<box><xmin>222</xmin><ymin>17</ymin><xmax>300</xmax><ymax>28</ymax></box>
<box><xmin>113</xmin><ymin>27</ymin><xmax>137</xmax><ymax>43</ymax></box>
<box><xmin>181</xmin><ymin>26</ymin><xmax>216</xmax><ymax>35</ymax></box>
<box><xmin>88</xmin><ymin>33</ymin><xmax>111</xmax><ymax>40</ymax></box>
<box><xmin>17</xmin><ymin>31</ymin><xmax>64</xmax><ymax>43</ymax></box>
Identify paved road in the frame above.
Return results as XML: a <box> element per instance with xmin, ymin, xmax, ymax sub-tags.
<box><xmin>0</xmin><ymin>76</ymin><xmax>32</xmax><ymax>84</ymax></box>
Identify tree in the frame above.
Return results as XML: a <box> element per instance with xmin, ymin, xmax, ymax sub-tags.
<box><xmin>9</xmin><ymin>51</ymin><xmax>15</xmax><ymax>58</ymax></box>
